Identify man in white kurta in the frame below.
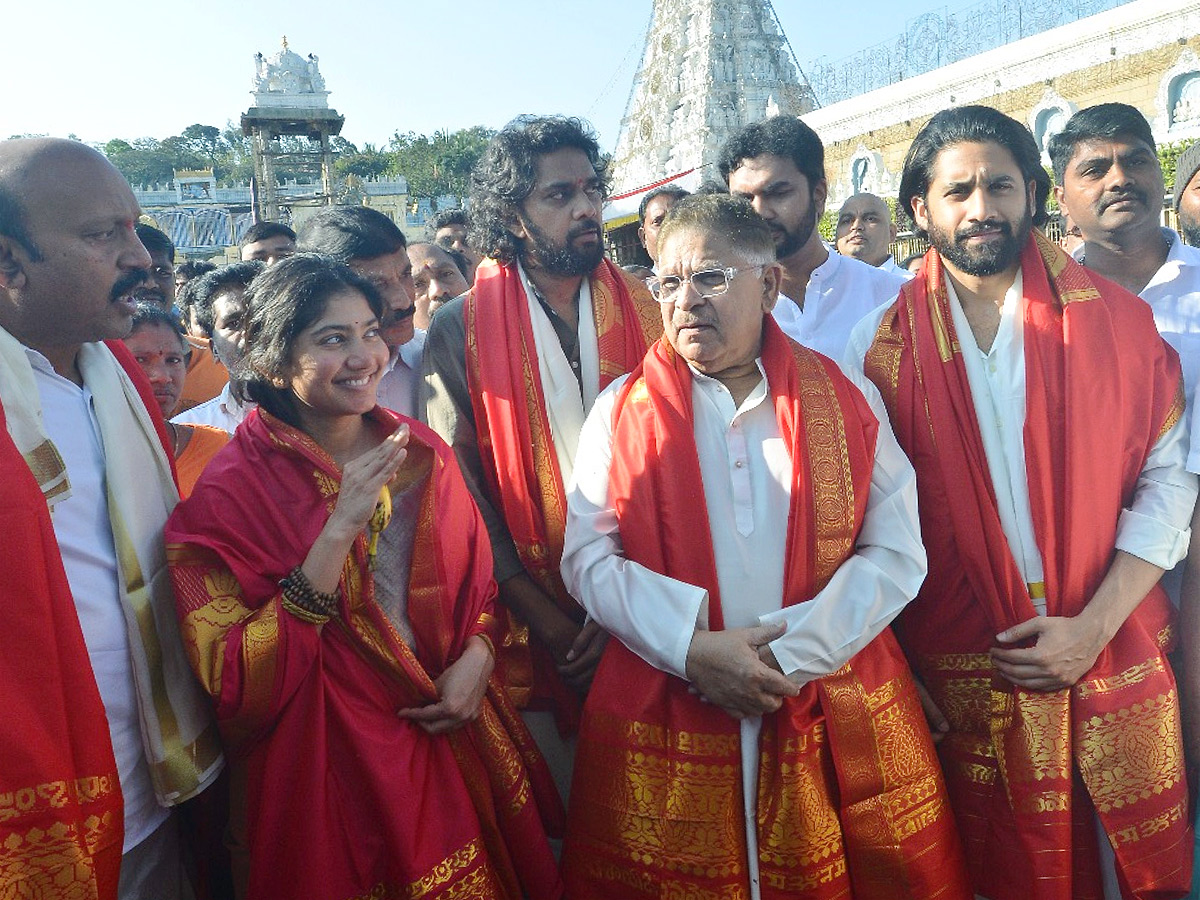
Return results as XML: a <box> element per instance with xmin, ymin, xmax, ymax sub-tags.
<box><xmin>718</xmin><ymin>117</ymin><xmax>906</xmax><ymax>362</ymax></box>
<box><xmin>0</xmin><ymin>137</ymin><xmax>222</xmax><ymax>900</ymax></box>
<box><xmin>844</xmin><ymin>105</ymin><xmax>1196</xmax><ymax>900</ymax></box>
<box><xmin>769</xmin><ymin>243</ymin><xmax>907</xmax><ymax>360</ymax></box>
<box><xmin>560</xmin><ymin>194</ymin><xmax>971</xmax><ymax>900</ymax></box>
<box><xmin>1050</xmin><ymin>104</ymin><xmax>1200</xmax><ymax>604</ymax></box>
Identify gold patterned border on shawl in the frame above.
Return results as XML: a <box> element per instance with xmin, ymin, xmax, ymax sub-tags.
<box><xmin>925</xmin><ymin>654</ymin><xmax>1073</xmax><ymax>813</ymax></box>
<box><xmin>862</xmin><ymin>304</ymin><xmax>904</xmax><ymax>413</ymax></box>
<box><xmin>1158</xmin><ymin>379</ymin><xmax>1186</xmax><ymax>442</ymax></box>
<box><xmin>0</xmin><ymin>775</ymin><xmax>117</xmax><ymax>826</ymax></box>
<box><xmin>790</xmin><ymin>345</ymin><xmax>858</xmax><ymax>588</ymax></box>
<box><xmin>23</xmin><ymin>438</ymin><xmax>71</xmax><ymax>503</ymax></box>
<box><xmin>757</xmin><ymin>717</ymin><xmax>843</xmax><ymax>875</ymax></box>
<box><xmin>0</xmin><ymin>808</ymin><xmax>119</xmax><ymax>900</ymax></box>
<box><xmin>593</xmin><ymin>266</ymin><xmax>660</xmax><ymax>380</ymax></box>
<box><xmin>166</xmin><ymin>542</ymin><xmax>279</xmax><ymax>749</ymax></box>
<box><xmin>1076</xmin><ymin>658</ymin><xmax>1167</xmax><ymax>699</ymax></box>
<box><xmin>1074</xmin><ymin>690</ymin><xmax>1184</xmax><ymax>814</ymax></box>
<box><xmin>580</xmin><ymin>709</ymin><xmax>745</xmax><ymax>879</ymax></box>
<box><xmin>343</xmin><ymin>837</ymin><xmax>502</xmax><ymax>900</ymax></box>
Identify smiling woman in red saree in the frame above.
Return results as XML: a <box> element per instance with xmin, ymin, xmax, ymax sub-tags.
<box><xmin>165</xmin><ymin>255</ymin><xmax>563</xmax><ymax>900</ymax></box>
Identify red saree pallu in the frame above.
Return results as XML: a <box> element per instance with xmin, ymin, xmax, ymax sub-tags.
<box><xmin>464</xmin><ymin>258</ymin><xmax>660</xmax><ymax>732</ymax></box>
<box><xmin>563</xmin><ymin>321</ymin><xmax>971</xmax><ymax>899</ymax></box>
<box><xmin>166</xmin><ymin>408</ymin><xmax>563</xmax><ymax>900</ymax></box>
<box><xmin>862</xmin><ymin>232</ymin><xmax>1191</xmax><ymax>900</ymax></box>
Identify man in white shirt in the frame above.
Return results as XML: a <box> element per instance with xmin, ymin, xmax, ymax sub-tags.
<box><xmin>846</xmin><ymin>105</ymin><xmax>1195</xmax><ymax>900</ymax></box>
<box><xmin>0</xmin><ymin>138</ymin><xmax>221</xmax><ymax>899</ymax></box>
<box><xmin>835</xmin><ymin>191</ymin><xmax>912</xmax><ymax>279</ymax></box>
<box><xmin>297</xmin><ymin>206</ymin><xmax>425</xmax><ymax>418</ymax></box>
<box><xmin>1050</xmin><ymin>104</ymin><xmax>1200</xmax><ymax>605</ymax></box>
<box><xmin>720</xmin><ymin>116</ymin><xmax>906</xmax><ymax>360</ymax></box>
<box><xmin>172</xmin><ymin>260</ymin><xmax>262</xmax><ymax>433</ymax></box>
<box><xmin>1051</xmin><ymin>103</ymin><xmax>1200</xmax><ymax>412</ymax></box>
<box><xmin>560</xmin><ymin>193</ymin><xmax>968</xmax><ymax>900</ymax></box>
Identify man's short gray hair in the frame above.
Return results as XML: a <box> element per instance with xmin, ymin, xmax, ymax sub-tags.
<box><xmin>656</xmin><ymin>194</ymin><xmax>777</xmax><ymax>268</ymax></box>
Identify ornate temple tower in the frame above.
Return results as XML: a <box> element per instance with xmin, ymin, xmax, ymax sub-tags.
<box><xmin>609</xmin><ymin>0</ymin><xmax>816</xmax><ymax>197</ymax></box>
<box><xmin>241</xmin><ymin>38</ymin><xmax>345</xmax><ymax>222</ymax></box>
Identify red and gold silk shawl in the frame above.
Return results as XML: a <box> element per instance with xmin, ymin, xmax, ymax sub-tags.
<box><xmin>563</xmin><ymin>321</ymin><xmax>971</xmax><ymax>900</ymax></box>
<box><xmin>0</xmin><ymin>343</ymin><xmax>173</xmax><ymax>900</ymax></box>
<box><xmin>464</xmin><ymin>258</ymin><xmax>660</xmax><ymax>729</ymax></box>
<box><xmin>862</xmin><ymin>232</ymin><xmax>1191</xmax><ymax>900</ymax></box>
<box><xmin>166</xmin><ymin>408</ymin><xmax>564</xmax><ymax>900</ymax></box>
<box><xmin>0</xmin><ymin>406</ymin><xmax>125</xmax><ymax>899</ymax></box>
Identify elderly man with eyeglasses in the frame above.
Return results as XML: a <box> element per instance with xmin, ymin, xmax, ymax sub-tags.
<box><xmin>559</xmin><ymin>193</ymin><xmax>970</xmax><ymax>900</ymax></box>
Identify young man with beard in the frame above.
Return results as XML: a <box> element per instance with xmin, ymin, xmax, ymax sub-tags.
<box><xmin>721</xmin><ymin>116</ymin><xmax>906</xmax><ymax>360</ymax></box>
<box><xmin>0</xmin><ymin>138</ymin><xmax>222</xmax><ymax>899</ymax></box>
<box><xmin>297</xmin><ymin>206</ymin><xmax>424</xmax><ymax>418</ymax></box>
<box><xmin>845</xmin><ymin>105</ymin><xmax>1196</xmax><ymax>900</ymax></box>
<box><xmin>423</xmin><ymin>115</ymin><xmax>660</xmax><ymax>802</ymax></box>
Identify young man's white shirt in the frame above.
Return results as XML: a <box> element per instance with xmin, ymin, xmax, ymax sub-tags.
<box><xmin>772</xmin><ymin>246</ymin><xmax>906</xmax><ymax>361</ymax></box>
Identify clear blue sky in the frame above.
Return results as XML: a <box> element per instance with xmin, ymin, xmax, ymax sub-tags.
<box><xmin>6</xmin><ymin>0</ymin><xmax>947</xmax><ymax>152</ymax></box>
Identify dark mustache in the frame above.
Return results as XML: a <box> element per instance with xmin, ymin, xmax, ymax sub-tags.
<box><xmin>1101</xmin><ymin>188</ymin><xmax>1147</xmax><ymax>211</ymax></box>
<box><xmin>384</xmin><ymin>305</ymin><xmax>415</xmax><ymax>323</ymax></box>
<box><xmin>111</xmin><ymin>269</ymin><xmax>149</xmax><ymax>301</ymax></box>
<box><xmin>569</xmin><ymin>221</ymin><xmax>601</xmax><ymax>240</ymax></box>
<box><xmin>956</xmin><ymin>221</ymin><xmax>1013</xmax><ymax>240</ymax></box>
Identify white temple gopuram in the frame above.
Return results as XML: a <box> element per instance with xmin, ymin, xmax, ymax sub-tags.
<box><xmin>607</xmin><ymin>0</ymin><xmax>815</xmax><ymax>213</ymax></box>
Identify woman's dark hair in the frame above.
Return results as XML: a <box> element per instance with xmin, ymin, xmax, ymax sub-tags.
<box><xmin>129</xmin><ymin>302</ymin><xmax>188</xmax><ymax>353</ymax></box>
<box><xmin>467</xmin><ymin>115</ymin><xmax>608</xmax><ymax>264</ymax></box>
<box><xmin>232</xmin><ymin>253</ymin><xmax>384</xmax><ymax>429</ymax></box>
<box><xmin>898</xmin><ymin>105</ymin><xmax>1050</xmax><ymax>237</ymax></box>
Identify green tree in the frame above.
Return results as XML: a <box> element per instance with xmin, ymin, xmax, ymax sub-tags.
<box><xmin>1161</xmin><ymin>140</ymin><xmax>1197</xmax><ymax>193</ymax></box>
<box><xmin>334</xmin><ymin>142</ymin><xmax>395</xmax><ymax>180</ymax></box>
<box><xmin>389</xmin><ymin>126</ymin><xmax>494</xmax><ymax>202</ymax></box>
<box><xmin>176</xmin><ymin>124</ymin><xmax>224</xmax><ymax>168</ymax></box>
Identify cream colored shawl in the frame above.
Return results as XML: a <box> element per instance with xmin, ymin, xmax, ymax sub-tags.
<box><xmin>0</xmin><ymin>326</ymin><xmax>223</xmax><ymax>805</ymax></box>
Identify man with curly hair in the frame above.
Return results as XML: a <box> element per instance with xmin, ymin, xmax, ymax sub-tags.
<box><xmin>423</xmin><ymin>115</ymin><xmax>660</xmax><ymax>802</ymax></box>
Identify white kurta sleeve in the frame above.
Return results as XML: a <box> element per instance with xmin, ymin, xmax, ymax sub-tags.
<box><xmin>758</xmin><ymin>368</ymin><xmax>927</xmax><ymax>684</ymax></box>
<box><xmin>1113</xmin><ymin>416</ymin><xmax>1197</xmax><ymax>570</ymax></box>
<box><xmin>561</xmin><ymin>376</ymin><xmax>706</xmax><ymax>680</ymax></box>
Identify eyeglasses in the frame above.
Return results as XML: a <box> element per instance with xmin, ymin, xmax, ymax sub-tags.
<box><xmin>649</xmin><ymin>265</ymin><xmax>762</xmax><ymax>303</ymax></box>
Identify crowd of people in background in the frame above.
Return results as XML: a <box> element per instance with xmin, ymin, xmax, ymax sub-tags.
<box><xmin>3</xmin><ymin>97</ymin><xmax>1200</xmax><ymax>900</ymax></box>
